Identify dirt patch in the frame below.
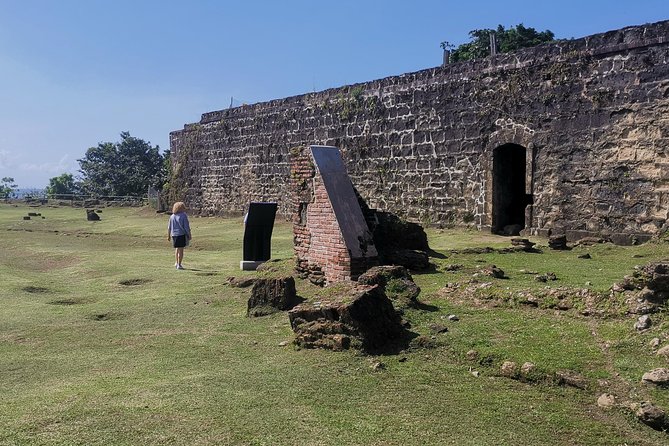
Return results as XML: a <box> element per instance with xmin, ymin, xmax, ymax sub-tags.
<box><xmin>22</xmin><ymin>286</ymin><xmax>50</xmax><ymax>294</ymax></box>
<box><xmin>48</xmin><ymin>298</ymin><xmax>87</xmax><ymax>306</ymax></box>
<box><xmin>8</xmin><ymin>249</ymin><xmax>81</xmax><ymax>272</ymax></box>
<box><xmin>90</xmin><ymin>312</ymin><xmax>124</xmax><ymax>321</ymax></box>
<box><xmin>119</xmin><ymin>278</ymin><xmax>152</xmax><ymax>286</ymax></box>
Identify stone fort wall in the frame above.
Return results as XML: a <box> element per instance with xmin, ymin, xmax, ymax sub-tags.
<box><xmin>170</xmin><ymin>20</ymin><xmax>669</xmax><ymax>243</ymax></box>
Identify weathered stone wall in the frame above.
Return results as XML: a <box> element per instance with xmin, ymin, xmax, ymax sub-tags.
<box><xmin>170</xmin><ymin>20</ymin><xmax>669</xmax><ymax>242</ymax></box>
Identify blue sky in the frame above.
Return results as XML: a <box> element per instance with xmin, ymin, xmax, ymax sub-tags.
<box><xmin>1</xmin><ymin>0</ymin><xmax>667</xmax><ymax>188</ymax></box>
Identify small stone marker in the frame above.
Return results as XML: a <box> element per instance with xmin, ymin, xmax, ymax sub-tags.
<box><xmin>548</xmin><ymin>235</ymin><xmax>568</xmax><ymax>250</ymax></box>
<box><xmin>482</xmin><ymin>265</ymin><xmax>505</xmax><ymax>279</ymax></box>
<box><xmin>510</xmin><ymin>238</ymin><xmax>536</xmax><ymax>251</ymax></box>
<box><xmin>656</xmin><ymin>345</ymin><xmax>669</xmax><ymax>358</ymax></box>
<box><xmin>520</xmin><ymin>362</ymin><xmax>536</xmax><ymax>377</ymax></box>
<box><xmin>500</xmin><ymin>361</ymin><xmax>518</xmax><ymax>378</ymax></box>
<box><xmin>634</xmin><ymin>315</ymin><xmax>651</xmax><ymax>331</ymax></box>
<box><xmin>597</xmin><ymin>393</ymin><xmax>616</xmax><ymax>408</ymax></box>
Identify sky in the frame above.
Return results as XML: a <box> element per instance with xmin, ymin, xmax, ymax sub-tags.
<box><xmin>0</xmin><ymin>0</ymin><xmax>668</xmax><ymax>188</ymax></box>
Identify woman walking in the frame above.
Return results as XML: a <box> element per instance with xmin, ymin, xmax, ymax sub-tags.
<box><xmin>167</xmin><ymin>202</ymin><xmax>191</xmax><ymax>270</ymax></box>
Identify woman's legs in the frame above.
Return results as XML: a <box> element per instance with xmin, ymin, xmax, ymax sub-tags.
<box><xmin>176</xmin><ymin>247</ymin><xmax>184</xmax><ymax>267</ymax></box>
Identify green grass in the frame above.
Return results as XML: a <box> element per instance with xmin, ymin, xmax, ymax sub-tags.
<box><xmin>1</xmin><ymin>203</ymin><xmax>669</xmax><ymax>445</ymax></box>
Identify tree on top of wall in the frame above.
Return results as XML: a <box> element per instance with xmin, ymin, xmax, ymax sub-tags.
<box><xmin>444</xmin><ymin>24</ymin><xmax>555</xmax><ymax>62</ymax></box>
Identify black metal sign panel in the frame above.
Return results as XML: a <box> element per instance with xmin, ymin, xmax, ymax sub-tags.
<box><xmin>243</xmin><ymin>202</ymin><xmax>278</xmax><ymax>261</ymax></box>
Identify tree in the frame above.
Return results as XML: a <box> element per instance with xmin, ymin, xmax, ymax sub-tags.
<box><xmin>448</xmin><ymin>24</ymin><xmax>555</xmax><ymax>62</ymax></box>
<box><xmin>78</xmin><ymin>132</ymin><xmax>165</xmax><ymax>197</ymax></box>
<box><xmin>46</xmin><ymin>173</ymin><xmax>78</xmax><ymax>198</ymax></box>
<box><xmin>1</xmin><ymin>177</ymin><xmax>18</xmax><ymax>200</ymax></box>
<box><xmin>159</xmin><ymin>149</ymin><xmax>171</xmax><ymax>191</ymax></box>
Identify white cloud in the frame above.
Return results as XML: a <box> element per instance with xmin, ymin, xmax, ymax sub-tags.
<box><xmin>19</xmin><ymin>154</ymin><xmax>75</xmax><ymax>174</ymax></box>
<box><xmin>0</xmin><ymin>149</ymin><xmax>18</xmax><ymax>169</ymax></box>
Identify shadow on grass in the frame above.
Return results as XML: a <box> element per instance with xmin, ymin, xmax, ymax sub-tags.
<box><xmin>366</xmin><ymin>329</ymin><xmax>420</xmax><ymax>356</ymax></box>
<box><xmin>22</xmin><ymin>285</ymin><xmax>51</xmax><ymax>293</ymax></box>
<box><xmin>414</xmin><ymin>301</ymin><xmax>440</xmax><ymax>312</ymax></box>
<box><xmin>427</xmin><ymin>249</ymin><xmax>448</xmax><ymax>259</ymax></box>
<box><xmin>411</xmin><ymin>263</ymin><xmax>440</xmax><ymax>276</ymax></box>
<box><xmin>119</xmin><ymin>278</ymin><xmax>152</xmax><ymax>286</ymax></box>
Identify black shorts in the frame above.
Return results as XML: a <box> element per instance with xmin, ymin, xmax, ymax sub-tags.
<box><xmin>172</xmin><ymin>235</ymin><xmax>187</xmax><ymax>248</ymax></box>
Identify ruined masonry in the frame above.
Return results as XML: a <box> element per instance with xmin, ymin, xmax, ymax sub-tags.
<box><xmin>291</xmin><ymin>146</ymin><xmax>378</xmax><ymax>283</ymax></box>
<box><xmin>171</xmin><ymin>20</ymin><xmax>669</xmax><ymax>244</ymax></box>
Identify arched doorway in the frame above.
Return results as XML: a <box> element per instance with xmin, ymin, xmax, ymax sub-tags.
<box><xmin>492</xmin><ymin>143</ymin><xmax>531</xmax><ymax>235</ymax></box>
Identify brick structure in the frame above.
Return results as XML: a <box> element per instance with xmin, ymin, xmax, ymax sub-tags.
<box><xmin>291</xmin><ymin>146</ymin><xmax>378</xmax><ymax>284</ymax></box>
<box><xmin>171</xmin><ymin>20</ymin><xmax>669</xmax><ymax>244</ymax></box>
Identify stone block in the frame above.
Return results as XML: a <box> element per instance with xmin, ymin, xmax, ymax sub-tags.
<box><xmin>247</xmin><ymin>276</ymin><xmax>299</xmax><ymax>317</ymax></box>
<box><xmin>288</xmin><ymin>284</ymin><xmax>404</xmax><ymax>351</ymax></box>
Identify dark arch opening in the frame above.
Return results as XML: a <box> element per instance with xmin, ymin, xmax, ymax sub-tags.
<box><xmin>492</xmin><ymin>144</ymin><xmax>531</xmax><ymax>235</ymax></box>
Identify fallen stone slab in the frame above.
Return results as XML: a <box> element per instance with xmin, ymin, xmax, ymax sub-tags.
<box><xmin>642</xmin><ymin>368</ymin><xmax>669</xmax><ymax>386</ymax></box>
<box><xmin>657</xmin><ymin>345</ymin><xmax>669</xmax><ymax>359</ymax></box>
<box><xmin>247</xmin><ymin>276</ymin><xmax>299</xmax><ymax>317</ymax></box>
<box><xmin>288</xmin><ymin>284</ymin><xmax>404</xmax><ymax>352</ymax></box>
<box><xmin>510</xmin><ymin>238</ymin><xmax>537</xmax><ymax>252</ymax></box>
<box><xmin>635</xmin><ymin>401</ymin><xmax>668</xmax><ymax>431</ymax></box>
<box><xmin>574</xmin><ymin>236</ymin><xmax>606</xmax><ymax>246</ymax></box>
<box><xmin>227</xmin><ymin>276</ymin><xmax>256</xmax><ymax>288</ymax></box>
<box><xmin>482</xmin><ymin>265</ymin><xmax>505</xmax><ymax>279</ymax></box>
<box><xmin>548</xmin><ymin>235</ymin><xmax>568</xmax><ymax>250</ymax></box>
<box><xmin>644</xmin><ymin>263</ymin><xmax>669</xmax><ymax>292</ymax></box>
<box><xmin>555</xmin><ymin>370</ymin><xmax>588</xmax><ymax>389</ymax></box>
<box><xmin>381</xmin><ymin>249</ymin><xmax>430</xmax><ymax>270</ymax></box>
<box><xmin>357</xmin><ymin>265</ymin><xmax>420</xmax><ymax>307</ymax></box>
<box><xmin>86</xmin><ymin>209</ymin><xmax>100</xmax><ymax>221</ymax></box>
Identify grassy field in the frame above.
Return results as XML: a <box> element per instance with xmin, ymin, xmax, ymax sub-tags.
<box><xmin>1</xmin><ymin>203</ymin><xmax>669</xmax><ymax>445</ymax></box>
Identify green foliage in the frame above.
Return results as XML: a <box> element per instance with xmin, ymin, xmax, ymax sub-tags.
<box><xmin>336</xmin><ymin>86</ymin><xmax>367</xmax><ymax>121</ymax></box>
<box><xmin>46</xmin><ymin>173</ymin><xmax>78</xmax><ymax>197</ymax></box>
<box><xmin>161</xmin><ymin>149</ymin><xmax>171</xmax><ymax>188</ymax></box>
<box><xmin>0</xmin><ymin>177</ymin><xmax>17</xmax><ymax>200</ymax></box>
<box><xmin>449</xmin><ymin>24</ymin><xmax>555</xmax><ymax>62</ymax></box>
<box><xmin>77</xmin><ymin>132</ymin><xmax>166</xmax><ymax>197</ymax></box>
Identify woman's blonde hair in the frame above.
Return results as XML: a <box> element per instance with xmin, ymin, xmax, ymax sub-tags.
<box><xmin>172</xmin><ymin>202</ymin><xmax>187</xmax><ymax>214</ymax></box>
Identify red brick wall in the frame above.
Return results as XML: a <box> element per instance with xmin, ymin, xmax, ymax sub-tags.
<box><xmin>291</xmin><ymin>146</ymin><xmax>379</xmax><ymax>284</ymax></box>
<box><xmin>307</xmin><ymin>177</ymin><xmax>352</xmax><ymax>282</ymax></box>
<box><xmin>291</xmin><ymin>147</ymin><xmax>353</xmax><ymax>284</ymax></box>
